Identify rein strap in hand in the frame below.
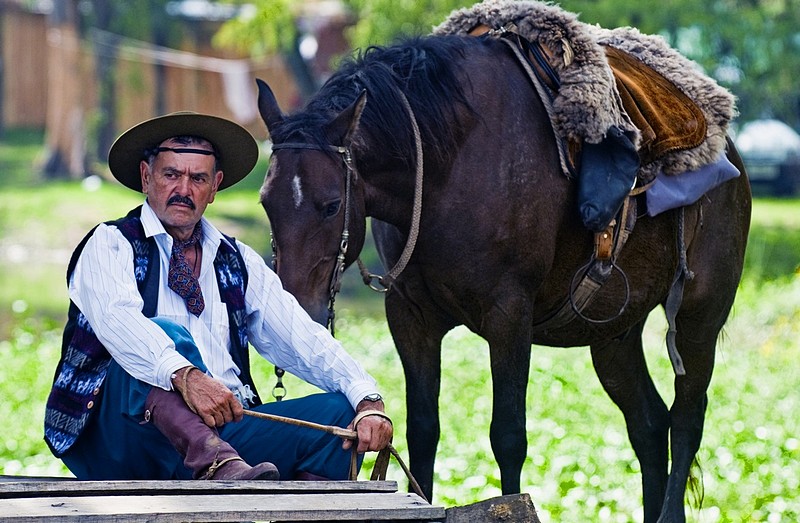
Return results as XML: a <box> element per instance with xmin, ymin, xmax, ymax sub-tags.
<box><xmin>242</xmin><ymin>408</ymin><xmax>428</xmax><ymax>503</ymax></box>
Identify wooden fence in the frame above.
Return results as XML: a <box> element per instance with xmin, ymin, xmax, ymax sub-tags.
<box><xmin>1</xmin><ymin>4</ymin><xmax>299</xmax><ymax>176</ymax></box>
<box><xmin>1</xmin><ymin>6</ymin><xmax>49</xmax><ymax>128</ymax></box>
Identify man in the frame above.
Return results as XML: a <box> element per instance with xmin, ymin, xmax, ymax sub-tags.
<box><xmin>44</xmin><ymin>112</ymin><xmax>392</xmax><ymax>481</ymax></box>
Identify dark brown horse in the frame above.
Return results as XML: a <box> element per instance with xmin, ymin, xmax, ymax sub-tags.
<box><xmin>256</xmin><ymin>34</ymin><xmax>751</xmax><ymax>523</ymax></box>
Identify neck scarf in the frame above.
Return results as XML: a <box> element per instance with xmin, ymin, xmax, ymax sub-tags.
<box><xmin>168</xmin><ymin>222</ymin><xmax>205</xmax><ymax>316</ymax></box>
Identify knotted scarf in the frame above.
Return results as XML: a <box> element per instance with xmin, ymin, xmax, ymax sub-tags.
<box><xmin>168</xmin><ymin>223</ymin><xmax>205</xmax><ymax>316</ymax></box>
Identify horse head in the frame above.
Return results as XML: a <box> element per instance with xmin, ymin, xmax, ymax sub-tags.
<box><xmin>257</xmin><ymin>79</ymin><xmax>368</xmax><ymax>325</ymax></box>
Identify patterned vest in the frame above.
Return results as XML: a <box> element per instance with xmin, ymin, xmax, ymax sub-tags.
<box><xmin>44</xmin><ymin>206</ymin><xmax>260</xmax><ymax>457</ymax></box>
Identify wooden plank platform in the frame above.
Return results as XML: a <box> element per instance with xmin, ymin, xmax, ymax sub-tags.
<box><xmin>0</xmin><ymin>478</ymin><xmax>399</xmax><ymax>498</ymax></box>
<box><xmin>0</xmin><ymin>478</ymin><xmax>445</xmax><ymax>522</ymax></box>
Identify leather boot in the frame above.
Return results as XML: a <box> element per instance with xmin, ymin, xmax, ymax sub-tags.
<box><xmin>144</xmin><ymin>386</ymin><xmax>279</xmax><ymax>480</ymax></box>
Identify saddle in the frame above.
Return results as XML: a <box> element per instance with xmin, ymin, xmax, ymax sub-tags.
<box><xmin>469</xmin><ymin>23</ymin><xmax>708</xmax><ymax>176</ymax></box>
<box><xmin>508</xmin><ymin>32</ymin><xmax>703</xmax><ymax>375</ymax></box>
<box><xmin>604</xmin><ymin>45</ymin><xmax>707</xmax><ymax>167</ymax></box>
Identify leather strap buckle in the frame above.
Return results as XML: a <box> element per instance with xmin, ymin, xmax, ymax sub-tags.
<box><xmin>594</xmin><ymin>221</ymin><xmax>616</xmax><ymax>261</ymax></box>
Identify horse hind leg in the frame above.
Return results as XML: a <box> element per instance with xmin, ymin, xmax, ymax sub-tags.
<box><xmin>590</xmin><ymin>320</ymin><xmax>670</xmax><ymax>523</ymax></box>
<box><xmin>658</xmin><ymin>168</ymin><xmax>749</xmax><ymax>523</ymax></box>
<box><xmin>657</xmin><ymin>313</ymin><xmax>720</xmax><ymax>523</ymax></box>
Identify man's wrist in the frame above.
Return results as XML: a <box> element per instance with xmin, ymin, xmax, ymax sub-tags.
<box><xmin>171</xmin><ymin>365</ymin><xmax>196</xmax><ymax>392</ymax></box>
<box><xmin>171</xmin><ymin>366</ymin><xmax>200</xmax><ymax>414</ymax></box>
<box><xmin>356</xmin><ymin>393</ymin><xmax>385</xmax><ymax>412</ymax></box>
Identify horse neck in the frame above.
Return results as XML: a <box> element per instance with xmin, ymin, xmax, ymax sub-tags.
<box><xmin>359</xmin><ymin>147</ymin><xmax>426</xmax><ymax>233</ymax></box>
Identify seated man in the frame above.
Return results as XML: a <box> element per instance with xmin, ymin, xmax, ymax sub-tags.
<box><xmin>44</xmin><ymin>112</ymin><xmax>392</xmax><ymax>481</ymax></box>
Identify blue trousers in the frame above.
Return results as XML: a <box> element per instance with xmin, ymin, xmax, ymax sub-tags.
<box><xmin>61</xmin><ymin>319</ymin><xmax>357</xmax><ymax>480</ymax></box>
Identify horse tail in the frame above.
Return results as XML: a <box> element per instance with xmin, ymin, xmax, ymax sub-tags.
<box><xmin>686</xmin><ymin>456</ymin><xmax>705</xmax><ymax>514</ymax></box>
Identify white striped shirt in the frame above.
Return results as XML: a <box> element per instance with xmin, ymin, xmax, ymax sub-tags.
<box><xmin>69</xmin><ymin>201</ymin><xmax>379</xmax><ymax>409</ymax></box>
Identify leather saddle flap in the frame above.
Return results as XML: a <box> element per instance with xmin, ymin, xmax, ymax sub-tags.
<box><xmin>604</xmin><ymin>45</ymin><xmax>707</xmax><ymax>166</ymax></box>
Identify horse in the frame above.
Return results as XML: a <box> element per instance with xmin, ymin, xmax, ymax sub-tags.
<box><xmin>255</xmin><ymin>33</ymin><xmax>751</xmax><ymax>523</ymax></box>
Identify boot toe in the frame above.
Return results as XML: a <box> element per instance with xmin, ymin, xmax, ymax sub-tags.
<box><xmin>247</xmin><ymin>462</ymin><xmax>280</xmax><ymax>480</ymax></box>
<box><xmin>213</xmin><ymin>459</ymin><xmax>279</xmax><ymax>480</ymax></box>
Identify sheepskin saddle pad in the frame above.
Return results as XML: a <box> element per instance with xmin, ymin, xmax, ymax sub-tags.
<box><xmin>435</xmin><ymin>0</ymin><xmax>737</xmax><ymax>182</ymax></box>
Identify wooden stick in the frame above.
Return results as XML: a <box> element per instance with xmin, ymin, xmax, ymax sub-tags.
<box><xmin>243</xmin><ymin>409</ymin><xmax>358</xmax><ymax>440</ymax></box>
<box><xmin>244</xmin><ymin>409</ymin><xmax>429</xmax><ymax>503</ymax></box>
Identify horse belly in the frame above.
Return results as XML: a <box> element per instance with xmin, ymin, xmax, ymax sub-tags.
<box><xmin>527</xmin><ymin>214</ymin><xmax>680</xmax><ymax>348</ymax></box>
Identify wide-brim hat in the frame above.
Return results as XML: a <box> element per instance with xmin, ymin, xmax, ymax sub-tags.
<box><xmin>108</xmin><ymin>111</ymin><xmax>259</xmax><ymax>192</ymax></box>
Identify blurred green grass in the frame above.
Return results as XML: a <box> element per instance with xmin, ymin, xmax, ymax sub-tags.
<box><xmin>1</xmin><ymin>129</ymin><xmax>798</xmax><ymax>521</ymax></box>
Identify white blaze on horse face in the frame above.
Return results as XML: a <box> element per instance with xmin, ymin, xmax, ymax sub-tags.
<box><xmin>292</xmin><ymin>175</ymin><xmax>303</xmax><ymax>209</ymax></box>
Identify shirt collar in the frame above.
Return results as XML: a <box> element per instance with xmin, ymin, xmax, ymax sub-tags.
<box><xmin>140</xmin><ymin>200</ymin><xmax>235</xmax><ymax>252</ymax></box>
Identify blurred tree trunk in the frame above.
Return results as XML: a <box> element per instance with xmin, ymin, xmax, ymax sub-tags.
<box><xmin>43</xmin><ymin>0</ymin><xmax>86</xmax><ymax>179</ymax></box>
<box><xmin>153</xmin><ymin>15</ymin><xmax>167</xmax><ymax>116</ymax></box>
<box><xmin>0</xmin><ymin>4</ymin><xmax>5</xmax><ymax>139</ymax></box>
<box><xmin>282</xmin><ymin>33</ymin><xmax>319</xmax><ymax>102</ymax></box>
<box><xmin>92</xmin><ymin>0</ymin><xmax>117</xmax><ymax>167</ymax></box>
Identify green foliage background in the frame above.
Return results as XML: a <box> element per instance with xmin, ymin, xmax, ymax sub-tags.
<box><xmin>1</xmin><ymin>130</ymin><xmax>799</xmax><ymax>521</ymax></box>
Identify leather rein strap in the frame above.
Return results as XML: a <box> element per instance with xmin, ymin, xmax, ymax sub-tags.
<box><xmin>356</xmin><ymin>90</ymin><xmax>425</xmax><ymax>293</ymax></box>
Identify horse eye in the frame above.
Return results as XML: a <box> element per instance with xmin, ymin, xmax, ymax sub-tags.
<box><xmin>323</xmin><ymin>201</ymin><xmax>341</xmax><ymax>218</ymax></box>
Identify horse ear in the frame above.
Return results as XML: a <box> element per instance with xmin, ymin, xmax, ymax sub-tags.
<box><xmin>256</xmin><ymin>78</ymin><xmax>285</xmax><ymax>133</ymax></box>
<box><xmin>326</xmin><ymin>89</ymin><xmax>367</xmax><ymax>146</ymax></box>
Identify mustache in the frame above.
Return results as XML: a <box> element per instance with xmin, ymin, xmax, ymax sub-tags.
<box><xmin>167</xmin><ymin>195</ymin><xmax>196</xmax><ymax>209</ymax></box>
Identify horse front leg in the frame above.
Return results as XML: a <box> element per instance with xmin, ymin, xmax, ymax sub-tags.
<box><xmin>385</xmin><ymin>286</ymin><xmax>451</xmax><ymax>502</ymax></box>
<box><xmin>488</xmin><ymin>341</ymin><xmax>531</xmax><ymax>494</ymax></box>
<box><xmin>484</xmin><ymin>297</ymin><xmax>534</xmax><ymax>495</ymax></box>
<box><xmin>590</xmin><ymin>320</ymin><xmax>670</xmax><ymax>523</ymax></box>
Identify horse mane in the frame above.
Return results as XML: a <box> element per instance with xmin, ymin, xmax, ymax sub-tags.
<box><xmin>271</xmin><ymin>35</ymin><xmax>479</xmax><ymax>169</ymax></box>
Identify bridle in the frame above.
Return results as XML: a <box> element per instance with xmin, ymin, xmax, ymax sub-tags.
<box><xmin>267</xmin><ymin>141</ymin><xmax>356</xmax><ymax>401</ymax></box>
<box><xmin>268</xmin><ymin>90</ymin><xmax>425</xmax><ymax>336</ymax></box>
<box><xmin>270</xmin><ymin>141</ymin><xmax>357</xmax><ymax>335</ymax></box>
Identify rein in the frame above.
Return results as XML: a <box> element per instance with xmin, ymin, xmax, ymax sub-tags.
<box><xmin>356</xmin><ymin>91</ymin><xmax>425</xmax><ymax>293</ymax></box>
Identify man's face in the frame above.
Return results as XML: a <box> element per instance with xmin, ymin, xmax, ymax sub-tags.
<box><xmin>140</xmin><ymin>138</ymin><xmax>224</xmax><ymax>240</ymax></box>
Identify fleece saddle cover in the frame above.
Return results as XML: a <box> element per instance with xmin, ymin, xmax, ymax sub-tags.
<box><xmin>435</xmin><ymin>0</ymin><xmax>737</xmax><ymax>181</ymax></box>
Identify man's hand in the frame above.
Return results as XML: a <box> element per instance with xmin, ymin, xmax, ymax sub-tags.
<box><xmin>342</xmin><ymin>398</ymin><xmax>393</xmax><ymax>453</ymax></box>
<box><xmin>172</xmin><ymin>366</ymin><xmax>243</xmax><ymax>428</ymax></box>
